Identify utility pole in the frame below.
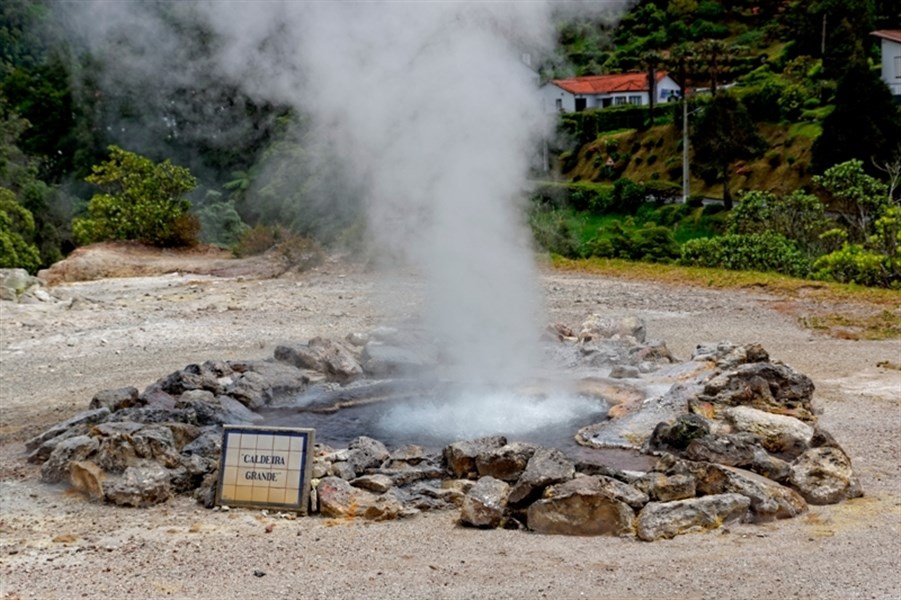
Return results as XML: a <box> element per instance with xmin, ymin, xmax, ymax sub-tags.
<box><xmin>682</xmin><ymin>93</ymin><xmax>689</xmax><ymax>204</ymax></box>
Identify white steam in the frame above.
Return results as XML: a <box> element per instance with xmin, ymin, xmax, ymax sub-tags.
<box><xmin>56</xmin><ymin>1</ymin><xmax>635</xmax><ymax>437</ymax></box>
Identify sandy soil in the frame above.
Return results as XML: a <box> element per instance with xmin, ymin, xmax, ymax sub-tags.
<box><xmin>0</xmin><ymin>246</ymin><xmax>899</xmax><ymax>599</ymax></box>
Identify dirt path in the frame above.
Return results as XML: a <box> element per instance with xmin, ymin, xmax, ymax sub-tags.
<box><xmin>1</xmin><ymin>250</ymin><xmax>899</xmax><ymax>599</ymax></box>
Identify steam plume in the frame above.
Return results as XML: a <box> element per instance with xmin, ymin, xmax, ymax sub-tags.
<box><xmin>55</xmin><ymin>0</ymin><xmax>637</xmax><ymax>437</ymax></box>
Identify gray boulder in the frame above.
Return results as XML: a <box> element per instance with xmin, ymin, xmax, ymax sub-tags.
<box><xmin>444</xmin><ymin>436</ymin><xmax>507</xmax><ymax>479</ymax></box>
<box><xmin>103</xmin><ymin>463</ymin><xmax>173</xmax><ymax>507</ymax></box>
<box><xmin>690</xmin><ymin>463</ymin><xmax>808</xmax><ymax>521</ymax></box>
<box><xmin>789</xmin><ymin>447</ymin><xmax>862</xmax><ymax>505</ymax></box>
<box><xmin>361</xmin><ymin>343</ymin><xmax>434</xmax><ymax>376</ymax></box>
<box><xmin>695</xmin><ymin>363</ymin><xmax>816</xmax><ymax>422</ymax></box>
<box><xmin>527</xmin><ymin>476</ymin><xmax>635</xmax><ymax>536</ymax></box>
<box><xmin>40</xmin><ymin>435</ymin><xmax>100</xmax><ymax>483</ymax></box>
<box><xmin>508</xmin><ymin>447</ymin><xmax>575</xmax><ymax>506</ymax></box>
<box><xmin>89</xmin><ymin>387</ymin><xmax>140</xmax><ymax>412</ymax></box>
<box><xmin>274</xmin><ymin>337</ymin><xmax>362</xmax><ymax>382</ymax></box>
<box><xmin>637</xmin><ymin>493</ymin><xmax>751</xmax><ymax>541</ymax></box>
<box><xmin>460</xmin><ymin>476</ymin><xmax>510</xmax><ymax>528</ymax></box>
<box><xmin>684</xmin><ymin>433</ymin><xmax>760</xmax><ymax>467</ymax></box>
<box><xmin>25</xmin><ymin>407</ymin><xmax>110</xmax><ymax>453</ymax></box>
<box><xmin>724</xmin><ymin>406</ymin><xmax>814</xmax><ymax>458</ymax></box>
<box><xmin>475</xmin><ymin>442</ymin><xmax>538</xmax><ymax>482</ymax></box>
<box><xmin>317</xmin><ymin>476</ymin><xmax>403</xmax><ymax>521</ymax></box>
<box><xmin>633</xmin><ymin>472</ymin><xmax>696</xmax><ymax>502</ymax></box>
<box><xmin>346</xmin><ymin>436</ymin><xmax>390</xmax><ymax>475</ymax></box>
<box><xmin>579</xmin><ymin>314</ymin><xmax>646</xmax><ymax>343</ymax></box>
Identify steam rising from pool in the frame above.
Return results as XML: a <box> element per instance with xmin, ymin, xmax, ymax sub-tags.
<box><xmin>56</xmin><ymin>1</ymin><xmax>637</xmax><ymax>440</ymax></box>
<box><xmin>374</xmin><ymin>391</ymin><xmax>606</xmax><ymax>443</ymax></box>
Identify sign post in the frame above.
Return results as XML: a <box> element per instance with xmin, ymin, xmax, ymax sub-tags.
<box><xmin>216</xmin><ymin>425</ymin><xmax>315</xmax><ymax>513</ymax></box>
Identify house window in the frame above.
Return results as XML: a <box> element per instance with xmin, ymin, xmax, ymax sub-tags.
<box><xmin>555</xmin><ymin>98</ymin><xmax>563</xmax><ymax>111</ymax></box>
<box><xmin>895</xmin><ymin>56</ymin><xmax>901</xmax><ymax>78</ymax></box>
<box><xmin>575</xmin><ymin>97</ymin><xmax>587</xmax><ymax>111</ymax></box>
<box><xmin>614</xmin><ymin>96</ymin><xmax>627</xmax><ymax>105</ymax></box>
<box><xmin>628</xmin><ymin>95</ymin><xmax>642</xmax><ymax>105</ymax></box>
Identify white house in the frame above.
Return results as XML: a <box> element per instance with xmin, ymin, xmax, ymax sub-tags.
<box><xmin>871</xmin><ymin>30</ymin><xmax>901</xmax><ymax>101</ymax></box>
<box><xmin>540</xmin><ymin>71</ymin><xmax>681</xmax><ymax>113</ymax></box>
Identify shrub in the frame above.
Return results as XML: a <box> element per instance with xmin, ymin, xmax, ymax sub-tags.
<box><xmin>73</xmin><ymin>146</ymin><xmax>199</xmax><ymax>247</ymax></box>
<box><xmin>0</xmin><ymin>188</ymin><xmax>41</xmax><ymax>273</ymax></box>
<box><xmin>195</xmin><ymin>192</ymin><xmax>249</xmax><ymax>248</ymax></box>
<box><xmin>679</xmin><ymin>231</ymin><xmax>810</xmax><ymax>277</ymax></box>
<box><xmin>587</xmin><ymin>220</ymin><xmax>679</xmax><ymax>263</ymax></box>
<box><xmin>234</xmin><ymin>224</ymin><xmax>325</xmax><ymax>271</ymax></box>
<box><xmin>529</xmin><ymin>209</ymin><xmax>582</xmax><ymax>258</ymax></box>
<box><xmin>813</xmin><ymin>243</ymin><xmax>900</xmax><ymax>288</ymax></box>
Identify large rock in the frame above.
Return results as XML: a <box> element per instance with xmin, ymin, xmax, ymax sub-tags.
<box><xmin>103</xmin><ymin>463</ymin><xmax>173</xmax><ymax>507</ymax></box>
<box><xmin>26</xmin><ymin>408</ymin><xmax>110</xmax><ymax>452</ymax></box>
<box><xmin>0</xmin><ymin>268</ymin><xmax>42</xmax><ymax>301</ymax></box>
<box><xmin>89</xmin><ymin>387</ymin><xmax>140</xmax><ymax>412</ymax></box>
<box><xmin>225</xmin><ymin>371</ymin><xmax>273</xmax><ymax>410</ymax></box>
<box><xmin>579</xmin><ymin>315</ymin><xmax>646</xmax><ymax>343</ymax></box>
<box><xmin>593</xmin><ymin>475</ymin><xmax>649</xmax><ymax>509</ymax></box>
<box><xmin>444</xmin><ymin>436</ymin><xmax>507</xmax><ymax>479</ymax></box>
<box><xmin>724</xmin><ymin>406</ymin><xmax>814</xmax><ymax>458</ymax></box>
<box><xmin>346</xmin><ymin>436</ymin><xmax>390</xmax><ymax>475</ymax></box>
<box><xmin>527</xmin><ymin>476</ymin><xmax>635</xmax><ymax>536</ymax></box>
<box><xmin>317</xmin><ymin>476</ymin><xmax>403</xmax><ymax>521</ymax></box>
<box><xmin>684</xmin><ymin>433</ymin><xmax>760</xmax><ymax>467</ymax></box>
<box><xmin>475</xmin><ymin>442</ymin><xmax>538</xmax><ymax>482</ymax></box>
<box><xmin>689</xmin><ymin>463</ymin><xmax>807</xmax><ymax>521</ymax></box>
<box><xmin>361</xmin><ymin>344</ymin><xmax>434</xmax><ymax>377</ymax></box>
<box><xmin>637</xmin><ymin>493</ymin><xmax>751</xmax><ymax>541</ymax></box>
<box><xmin>648</xmin><ymin>414</ymin><xmax>710</xmax><ymax>451</ymax></box>
<box><xmin>460</xmin><ymin>476</ymin><xmax>510</xmax><ymax>528</ymax></box>
<box><xmin>789</xmin><ymin>447</ymin><xmax>862</xmax><ymax>505</ymax></box>
<box><xmin>274</xmin><ymin>337</ymin><xmax>362</xmax><ymax>382</ymax></box>
<box><xmin>695</xmin><ymin>363</ymin><xmax>816</xmax><ymax>421</ymax></box>
<box><xmin>40</xmin><ymin>435</ymin><xmax>100</xmax><ymax>483</ymax></box>
<box><xmin>633</xmin><ymin>472</ymin><xmax>696</xmax><ymax>502</ymax></box>
<box><xmin>508</xmin><ymin>447</ymin><xmax>575</xmax><ymax>506</ymax></box>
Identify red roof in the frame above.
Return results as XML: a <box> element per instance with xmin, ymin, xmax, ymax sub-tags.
<box><xmin>871</xmin><ymin>30</ymin><xmax>901</xmax><ymax>43</ymax></box>
<box><xmin>551</xmin><ymin>71</ymin><xmax>670</xmax><ymax>95</ymax></box>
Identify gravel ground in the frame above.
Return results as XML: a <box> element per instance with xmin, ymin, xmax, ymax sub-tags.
<box><xmin>1</xmin><ymin>250</ymin><xmax>899</xmax><ymax>600</ymax></box>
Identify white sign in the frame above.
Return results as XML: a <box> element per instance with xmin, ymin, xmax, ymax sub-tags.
<box><xmin>216</xmin><ymin>426</ymin><xmax>315</xmax><ymax>513</ymax></box>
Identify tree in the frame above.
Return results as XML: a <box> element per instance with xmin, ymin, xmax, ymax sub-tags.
<box><xmin>0</xmin><ymin>186</ymin><xmax>41</xmax><ymax>272</ymax></box>
<box><xmin>814</xmin><ymin>159</ymin><xmax>889</xmax><ymax>243</ymax></box>
<box><xmin>811</xmin><ymin>62</ymin><xmax>901</xmax><ymax>175</ymax></box>
<box><xmin>73</xmin><ymin>146</ymin><xmax>199</xmax><ymax>247</ymax></box>
<box><xmin>690</xmin><ymin>92</ymin><xmax>765</xmax><ymax>209</ymax></box>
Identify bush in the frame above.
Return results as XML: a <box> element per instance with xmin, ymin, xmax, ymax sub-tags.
<box><xmin>73</xmin><ymin>146</ymin><xmax>199</xmax><ymax>247</ymax></box>
<box><xmin>813</xmin><ymin>243</ymin><xmax>900</xmax><ymax>288</ymax></box>
<box><xmin>529</xmin><ymin>209</ymin><xmax>582</xmax><ymax>258</ymax></box>
<box><xmin>195</xmin><ymin>192</ymin><xmax>249</xmax><ymax>248</ymax></box>
<box><xmin>234</xmin><ymin>224</ymin><xmax>324</xmax><ymax>271</ymax></box>
<box><xmin>0</xmin><ymin>188</ymin><xmax>41</xmax><ymax>273</ymax></box>
<box><xmin>679</xmin><ymin>231</ymin><xmax>810</xmax><ymax>277</ymax></box>
<box><xmin>587</xmin><ymin>220</ymin><xmax>679</xmax><ymax>263</ymax></box>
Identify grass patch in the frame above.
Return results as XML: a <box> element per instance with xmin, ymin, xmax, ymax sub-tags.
<box><xmin>788</xmin><ymin>121</ymin><xmax>822</xmax><ymax>139</ymax></box>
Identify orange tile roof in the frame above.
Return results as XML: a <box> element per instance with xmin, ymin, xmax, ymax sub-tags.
<box><xmin>871</xmin><ymin>30</ymin><xmax>901</xmax><ymax>43</ymax></box>
<box><xmin>551</xmin><ymin>71</ymin><xmax>670</xmax><ymax>95</ymax></box>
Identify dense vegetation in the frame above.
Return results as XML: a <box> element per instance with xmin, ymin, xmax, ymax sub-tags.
<box><xmin>1</xmin><ymin>0</ymin><xmax>900</xmax><ymax>288</ymax></box>
<box><xmin>535</xmin><ymin>0</ymin><xmax>901</xmax><ymax>288</ymax></box>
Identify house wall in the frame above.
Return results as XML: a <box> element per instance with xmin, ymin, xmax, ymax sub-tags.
<box><xmin>880</xmin><ymin>39</ymin><xmax>901</xmax><ymax>98</ymax></box>
<box><xmin>656</xmin><ymin>75</ymin><xmax>682</xmax><ymax>103</ymax></box>
<box><xmin>540</xmin><ymin>84</ymin><xmax>576</xmax><ymax>113</ymax></box>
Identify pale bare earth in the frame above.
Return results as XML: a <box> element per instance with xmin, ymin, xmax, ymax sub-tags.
<box><xmin>1</xmin><ymin>247</ymin><xmax>899</xmax><ymax>600</ymax></box>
